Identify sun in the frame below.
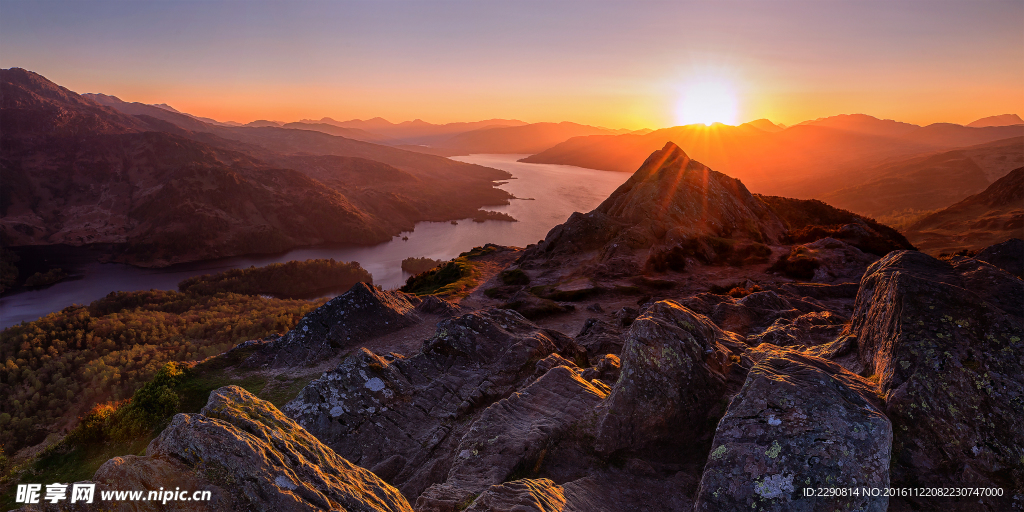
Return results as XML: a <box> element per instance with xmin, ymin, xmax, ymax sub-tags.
<box><xmin>674</xmin><ymin>79</ymin><xmax>739</xmax><ymax>126</ymax></box>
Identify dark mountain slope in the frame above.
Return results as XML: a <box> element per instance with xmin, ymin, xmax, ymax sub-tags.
<box><xmin>0</xmin><ymin>68</ymin><xmax>513</xmax><ymax>265</ymax></box>
<box><xmin>904</xmin><ymin>167</ymin><xmax>1024</xmax><ymax>255</ymax></box>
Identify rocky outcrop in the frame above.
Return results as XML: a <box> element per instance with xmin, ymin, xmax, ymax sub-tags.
<box><xmin>34</xmin><ymin>386</ymin><xmax>412</xmax><ymax>512</ymax></box>
<box><xmin>593</xmin><ymin>300</ymin><xmax>746</xmax><ymax>456</ymax></box>
<box><xmin>710</xmin><ymin>290</ymin><xmax>803</xmax><ymax>336</ymax></box>
<box><xmin>695</xmin><ymin>351</ymin><xmax>891</xmax><ymax>512</ymax></box>
<box><xmin>769</xmin><ymin>237</ymin><xmax>877</xmax><ymax>282</ymax></box>
<box><xmin>283</xmin><ymin>308</ymin><xmax>585</xmax><ymax>498</ymax></box>
<box><xmin>243</xmin><ymin>283</ymin><xmax>425</xmax><ymax>368</ymax></box>
<box><xmin>750</xmin><ymin>311</ymin><xmax>847</xmax><ymax>347</ymax></box>
<box><xmin>415</xmin><ymin>365</ymin><xmax>608</xmax><ymax>511</ymax></box>
<box><xmin>574</xmin><ymin>317</ymin><xmax>625</xmax><ymax>357</ymax></box>
<box><xmin>519</xmin><ymin>142</ymin><xmax>788</xmax><ymax>276</ymax></box>
<box><xmin>850</xmin><ymin>250</ymin><xmax>1023</xmax><ymax>508</ymax></box>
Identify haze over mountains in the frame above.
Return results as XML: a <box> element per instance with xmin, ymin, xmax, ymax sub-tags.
<box><xmin>521</xmin><ymin>114</ymin><xmax>1023</xmax><ymax>226</ymax></box>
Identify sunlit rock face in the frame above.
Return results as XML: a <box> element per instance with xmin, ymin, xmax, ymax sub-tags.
<box><xmin>849</xmin><ymin>251</ymin><xmax>1024</xmax><ymax>503</ymax></box>
<box><xmin>283</xmin><ymin>308</ymin><xmax>586</xmax><ymax>499</ymax></box>
<box><xmin>695</xmin><ymin>352</ymin><xmax>891</xmax><ymax>512</ymax></box>
<box><xmin>52</xmin><ymin>386</ymin><xmax>413</xmax><ymax>512</ymax></box>
<box><xmin>593</xmin><ymin>300</ymin><xmax>746</xmax><ymax>456</ymax></box>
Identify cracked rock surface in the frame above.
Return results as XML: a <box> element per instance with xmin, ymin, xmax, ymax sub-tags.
<box><xmin>695</xmin><ymin>351</ymin><xmax>891</xmax><ymax>512</ymax></box>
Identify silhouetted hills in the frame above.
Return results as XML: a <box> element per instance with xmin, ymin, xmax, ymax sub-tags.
<box><xmin>3</xmin><ymin>68</ymin><xmax>148</xmax><ymax>135</ymax></box>
<box><xmin>280</xmin><ymin>121</ymin><xmax>392</xmax><ymax>143</ymax></box>
<box><xmin>742</xmin><ymin>118</ymin><xmax>784</xmax><ymax>132</ymax></box>
<box><xmin>904</xmin><ymin>167</ymin><xmax>1024</xmax><ymax>255</ymax></box>
<box><xmin>427</xmin><ymin>121</ymin><xmax>621</xmax><ymax>155</ymax></box>
<box><xmin>967</xmin><ymin>113</ymin><xmax>1023</xmax><ymax>128</ymax></box>
<box><xmin>304</xmin><ymin>116</ymin><xmax>529</xmax><ymax>144</ymax></box>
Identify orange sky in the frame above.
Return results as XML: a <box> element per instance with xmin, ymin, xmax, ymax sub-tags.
<box><xmin>2</xmin><ymin>1</ymin><xmax>1021</xmax><ymax>129</ymax></box>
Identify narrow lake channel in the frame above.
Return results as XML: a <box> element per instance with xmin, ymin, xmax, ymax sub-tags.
<box><xmin>0</xmin><ymin>154</ymin><xmax>629</xmax><ymax>329</ymax></box>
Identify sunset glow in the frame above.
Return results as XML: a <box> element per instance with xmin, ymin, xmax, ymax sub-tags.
<box><xmin>0</xmin><ymin>1</ymin><xmax>1020</xmax><ymax>129</ymax></box>
<box><xmin>675</xmin><ymin>80</ymin><xmax>739</xmax><ymax>126</ymax></box>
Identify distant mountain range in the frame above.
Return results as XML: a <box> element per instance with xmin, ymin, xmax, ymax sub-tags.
<box><xmin>2</xmin><ymin>68</ymin><xmax>514</xmax><ymax>266</ymax></box>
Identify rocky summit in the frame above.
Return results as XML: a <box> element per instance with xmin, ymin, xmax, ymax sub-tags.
<box><xmin>62</xmin><ymin>145</ymin><xmax>1023</xmax><ymax>512</ymax></box>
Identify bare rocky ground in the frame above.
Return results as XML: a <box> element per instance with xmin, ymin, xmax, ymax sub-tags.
<box><xmin>23</xmin><ymin>144</ymin><xmax>1023</xmax><ymax>511</ymax></box>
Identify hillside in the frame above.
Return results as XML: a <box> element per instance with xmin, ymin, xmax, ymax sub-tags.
<box><xmin>904</xmin><ymin>167</ymin><xmax>1024</xmax><ymax>255</ymax></box>
<box><xmin>1</xmin><ymin>68</ymin><xmax>514</xmax><ymax>266</ymax></box>
<box><xmin>819</xmin><ymin>137</ymin><xmax>1023</xmax><ymax>218</ymax></box>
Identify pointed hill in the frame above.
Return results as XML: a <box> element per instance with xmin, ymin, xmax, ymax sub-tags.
<box><xmin>904</xmin><ymin>167</ymin><xmax>1024</xmax><ymax>255</ymax></box>
<box><xmin>517</xmin><ymin>142</ymin><xmax>910</xmax><ymax>280</ymax></box>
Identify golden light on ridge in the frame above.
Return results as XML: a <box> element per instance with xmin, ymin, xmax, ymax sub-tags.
<box><xmin>674</xmin><ymin>79</ymin><xmax>739</xmax><ymax>126</ymax></box>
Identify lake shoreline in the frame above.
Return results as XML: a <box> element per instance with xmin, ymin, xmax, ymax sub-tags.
<box><xmin>0</xmin><ymin>154</ymin><xmax>628</xmax><ymax>329</ymax></box>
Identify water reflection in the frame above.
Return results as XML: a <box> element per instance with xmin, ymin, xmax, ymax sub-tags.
<box><xmin>0</xmin><ymin>154</ymin><xmax>627</xmax><ymax>329</ymax></box>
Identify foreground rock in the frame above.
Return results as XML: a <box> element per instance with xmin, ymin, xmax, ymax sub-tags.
<box><xmin>851</xmin><ymin>250</ymin><xmax>1023</xmax><ymax>509</ymax></box>
<box><xmin>462</xmin><ymin>473</ymin><xmax>695</xmax><ymax>512</ymax></box>
<box><xmin>33</xmin><ymin>386</ymin><xmax>412</xmax><ymax>512</ymax></box>
<box><xmin>695</xmin><ymin>351</ymin><xmax>891</xmax><ymax>512</ymax></box>
<box><xmin>594</xmin><ymin>300</ymin><xmax>747</xmax><ymax>456</ymax></box>
<box><xmin>415</xmin><ymin>365</ymin><xmax>608</xmax><ymax>511</ymax></box>
<box><xmin>284</xmin><ymin>308</ymin><xmax>585</xmax><ymax>498</ymax></box>
<box><xmin>974</xmin><ymin>237</ymin><xmax>1023</xmax><ymax>278</ymax></box>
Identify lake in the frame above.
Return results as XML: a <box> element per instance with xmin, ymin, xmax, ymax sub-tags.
<box><xmin>0</xmin><ymin>154</ymin><xmax>629</xmax><ymax>329</ymax></box>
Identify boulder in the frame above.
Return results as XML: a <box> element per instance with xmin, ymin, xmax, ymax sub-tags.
<box><xmin>45</xmin><ymin>386</ymin><xmax>412</xmax><ymax>512</ymax></box>
<box><xmin>750</xmin><ymin>311</ymin><xmax>846</xmax><ymax>347</ymax></box>
<box><xmin>973</xmin><ymin>237</ymin><xmax>1023</xmax><ymax>278</ymax></box>
<box><xmin>283</xmin><ymin>308</ymin><xmax>584</xmax><ymax>498</ymax></box>
<box><xmin>574</xmin><ymin>317</ymin><xmax>625</xmax><ymax>357</ymax></box>
<box><xmin>415</xmin><ymin>366</ymin><xmax>608</xmax><ymax>511</ymax></box>
<box><xmin>695</xmin><ymin>352</ymin><xmax>891</xmax><ymax>512</ymax></box>
<box><xmin>463</xmin><ymin>472</ymin><xmax>696</xmax><ymax>512</ymax></box>
<box><xmin>593</xmin><ymin>300</ymin><xmax>745</xmax><ymax>456</ymax></box>
<box><xmin>769</xmin><ymin>237</ymin><xmax>876</xmax><ymax>283</ymax></box>
<box><xmin>710</xmin><ymin>291</ymin><xmax>803</xmax><ymax>336</ymax></box>
<box><xmin>850</xmin><ymin>250</ymin><xmax>1023</xmax><ymax>508</ymax></box>
<box><xmin>244</xmin><ymin>283</ymin><xmax>422</xmax><ymax>368</ymax></box>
